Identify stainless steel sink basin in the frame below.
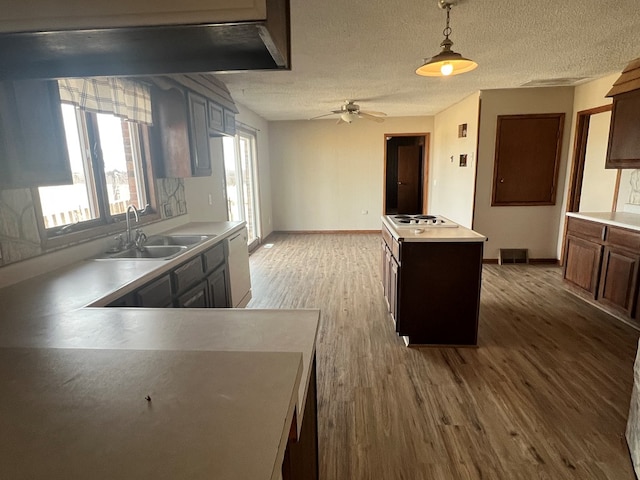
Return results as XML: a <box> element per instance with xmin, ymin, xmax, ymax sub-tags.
<box><xmin>145</xmin><ymin>234</ymin><xmax>212</xmax><ymax>247</ymax></box>
<box><xmin>98</xmin><ymin>245</ymin><xmax>187</xmax><ymax>260</ymax></box>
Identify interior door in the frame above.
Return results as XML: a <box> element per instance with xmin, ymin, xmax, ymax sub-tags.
<box><xmin>397</xmin><ymin>145</ymin><xmax>421</xmax><ymax>213</ymax></box>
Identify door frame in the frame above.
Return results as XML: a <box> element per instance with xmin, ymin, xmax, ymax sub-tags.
<box><xmin>560</xmin><ymin>103</ymin><xmax>614</xmax><ymax>265</ymax></box>
<box><xmin>383</xmin><ymin>133</ymin><xmax>430</xmax><ymax>214</ymax></box>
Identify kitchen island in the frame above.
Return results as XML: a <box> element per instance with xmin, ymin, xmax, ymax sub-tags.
<box><xmin>0</xmin><ymin>221</ymin><xmax>319</xmax><ymax>480</ymax></box>
<box><xmin>381</xmin><ymin>215</ymin><xmax>486</xmax><ymax>346</ymax></box>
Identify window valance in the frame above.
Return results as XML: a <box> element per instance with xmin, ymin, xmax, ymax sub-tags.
<box><xmin>58</xmin><ymin>77</ymin><xmax>153</xmax><ymax>125</ymax></box>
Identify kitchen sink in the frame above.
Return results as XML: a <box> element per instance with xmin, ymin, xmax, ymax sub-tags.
<box><xmin>97</xmin><ymin>245</ymin><xmax>187</xmax><ymax>260</ymax></box>
<box><xmin>145</xmin><ymin>234</ymin><xmax>212</xmax><ymax>247</ymax></box>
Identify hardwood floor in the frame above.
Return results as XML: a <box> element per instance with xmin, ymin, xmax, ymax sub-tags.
<box><xmin>247</xmin><ymin>233</ymin><xmax>640</xmax><ymax>479</ymax></box>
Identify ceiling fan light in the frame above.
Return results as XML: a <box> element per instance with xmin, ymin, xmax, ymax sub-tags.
<box><xmin>341</xmin><ymin>112</ymin><xmax>358</xmax><ymax>123</ymax></box>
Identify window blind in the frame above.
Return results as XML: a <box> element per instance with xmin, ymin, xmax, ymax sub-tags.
<box><xmin>58</xmin><ymin>77</ymin><xmax>153</xmax><ymax>125</ymax></box>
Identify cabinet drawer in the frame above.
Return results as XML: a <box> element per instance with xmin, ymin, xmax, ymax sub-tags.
<box><xmin>172</xmin><ymin>256</ymin><xmax>204</xmax><ymax>294</ymax></box>
<box><xmin>381</xmin><ymin>225</ymin><xmax>401</xmax><ymax>261</ymax></box>
<box><xmin>176</xmin><ymin>281</ymin><xmax>208</xmax><ymax>308</ymax></box>
<box><xmin>567</xmin><ymin>217</ymin><xmax>605</xmax><ymax>242</ymax></box>
<box><xmin>203</xmin><ymin>242</ymin><xmax>225</xmax><ymax>272</ymax></box>
<box><xmin>606</xmin><ymin>226</ymin><xmax>640</xmax><ymax>251</ymax></box>
<box><xmin>136</xmin><ymin>275</ymin><xmax>172</xmax><ymax>307</ymax></box>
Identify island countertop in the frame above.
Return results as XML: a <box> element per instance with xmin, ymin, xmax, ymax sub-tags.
<box><xmin>382</xmin><ymin>216</ymin><xmax>486</xmax><ymax>242</ymax></box>
<box><xmin>0</xmin><ymin>347</ymin><xmax>302</xmax><ymax>480</ymax></box>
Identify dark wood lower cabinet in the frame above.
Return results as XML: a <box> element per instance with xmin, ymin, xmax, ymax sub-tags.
<box><xmin>282</xmin><ymin>356</ymin><xmax>319</xmax><ymax>480</ymax></box>
<box><xmin>381</xmin><ymin>225</ymin><xmax>483</xmax><ymax>346</ymax></box>
<box><xmin>598</xmin><ymin>246</ymin><xmax>640</xmax><ymax>315</ymax></box>
<box><xmin>563</xmin><ymin>235</ymin><xmax>603</xmax><ymax>297</ymax></box>
<box><xmin>207</xmin><ymin>264</ymin><xmax>230</xmax><ymax>308</ymax></box>
<box><xmin>563</xmin><ymin>216</ymin><xmax>640</xmax><ymax>327</ymax></box>
<box><xmin>176</xmin><ymin>281</ymin><xmax>208</xmax><ymax>308</ymax></box>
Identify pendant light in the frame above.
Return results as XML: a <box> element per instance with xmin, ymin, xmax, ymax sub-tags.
<box><xmin>416</xmin><ymin>0</ymin><xmax>477</xmax><ymax>77</ymax></box>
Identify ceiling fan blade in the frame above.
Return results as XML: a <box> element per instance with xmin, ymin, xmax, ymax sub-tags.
<box><xmin>359</xmin><ymin>112</ymin><xmax>385</xmax><ymax>123</ymax></box>
<box><xmin>336</xmin><ymin>118</ymin><xmax>346</xmax><ymax>125</ymax></box>
<box><xmin>310</xmin><ymin>112</ymin><xmax>338</xmax><ymax>120</ymax></box>
<box><xmin>360</xmin><ymin>110</ymin><xmax>387</xmax><ymax>117</ymax></box>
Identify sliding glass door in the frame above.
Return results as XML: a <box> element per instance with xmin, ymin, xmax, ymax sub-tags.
<box><xmin>223</xmin><ymin>129</ymin><xmax>261</xmax><ymax>249</ymax></box>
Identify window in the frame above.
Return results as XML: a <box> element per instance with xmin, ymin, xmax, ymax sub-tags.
<box><xmin>223</xmin><ymin>129</ymin><xmax>261</xmax><ymax>249</ymax></box>
<box><xmin>38</xmin><ymin>103</ymin><xmax>151</xmax><ymax>232</ymax></box>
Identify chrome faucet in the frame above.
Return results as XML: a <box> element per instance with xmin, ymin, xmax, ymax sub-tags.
<box><xmin>125</xmin><ymin>205</ymin><xmax>140</xmax><ymax>248</ymax></box>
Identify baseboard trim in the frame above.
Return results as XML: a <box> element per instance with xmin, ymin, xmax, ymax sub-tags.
<box><xmin>275</xmin><ymin>230</ymin><xmax>380</xmax><ymax>234</ymax></box>
<box><xmin>483</xmin><ymin>258</ymin><xmax>559</xmax><ymax>265</ymax></box>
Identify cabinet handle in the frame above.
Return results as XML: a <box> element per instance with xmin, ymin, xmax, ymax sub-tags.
<box><xmin>601</xmin><ymin>226</ymin><xmax>606</xmax><ymax>242</ymax></box>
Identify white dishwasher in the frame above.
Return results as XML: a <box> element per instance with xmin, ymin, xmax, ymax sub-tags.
<box><xmin>226</xmin><ymin>227</ymin><xmax>252</xmax><ymax>307</ymax></box>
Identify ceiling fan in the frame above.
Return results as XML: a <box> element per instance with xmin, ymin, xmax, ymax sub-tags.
<box><xmin>311</xmin><ymin>100</ymin><xmax>387</xmax><ymax>124</ymax></box>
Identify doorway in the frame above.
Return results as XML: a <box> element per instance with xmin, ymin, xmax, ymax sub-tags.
<box><xmin>566</xmin><ymin>104</ymin><xmax>615</xmax><ymax>213</ymax></box>
<box><xmin>384</xmin><ymin>134</ymin><xmax>429</xmax><ymax>214</ymax></box>
<box><xmin>223</xmin><ymin>128</ymin><xmax>261</xmax><ymax>250</ymax></box>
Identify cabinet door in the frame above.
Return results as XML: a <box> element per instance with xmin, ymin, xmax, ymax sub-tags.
<box><xmin>187</xmin><ymin>91</ymin><xmax>212</xmax><ymax>176</ymax></box>
<box><xmin>563</xmin><ymin>235</ymin><xmax>602</xmax><ymax>297</ymax></box>
<box><xmin>207</xmin><ymin>101</ymin><xmax>224</xmax><ymax>135</ymax></box>
<box><xmin>136</xmin><ymin>274</ymin><xmax>173</xmax><ymax>307</ymax></box>
<box><xmin>207</xmin><ymin>265</ymin><xmax>230</xmax><ymax>308</ymax></box>
<box><xmin>176</xmin><ymin>281</ymin><xmax>208</xmax><ymax>308</ymax></box>
<box><xmin>223</xmin><ymin>108</ymin><xmax>236</xmax><ymax>136</ymax></box>
<box><xmin>389</xmin><ymin>256</ymin><xmax>399</xmax><ymax>330</ymax></box>
<box><xmin>0</xmin><ymin>80</ymin><xmax>72</xmax><ymax>188</ymax></box>
<box><xmin>606</xmin><ymin>89</ymin><xmax>640</xmax><ymax>168</ymax></box>
<box><xmin>172</xmin><ymin>256</ymin><xmax>204</xmax><ymax>295</ymax></box>
<box><xmin>598</xmin><ymin>246</ymin><xmax>640</xmax><ymax>315</ymax></box>
<box><xmin>381</xmin><ymin>241</ymin><xmax>389</xmax><ymax>301</ymax></box>
<box><xmin>151</xmin><ymin>86</ymin><xmax>192</xmax><ymax>178</ymax></box>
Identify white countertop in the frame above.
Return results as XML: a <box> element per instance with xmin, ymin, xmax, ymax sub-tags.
<box><xmin>0</xmin><ymin>221</ymin><xmax>245</xmax><ymax>312</ymax></box>
<box><xmin>0</xmin><ymin>308</ymin><xmax>320</xmax><ymax>435</ymax></box>
<box><xmin>0</xmin><ymin>347</ymin><xmax>301</xmax><ymax>480</ymax></box>
<box><xmin>0</xmin><ymin>221</ymin><xmax>320</xmax><ymax>479</ymax></box>
<box><xmin>382</xmin><ymin>216</ymin><xmax>486</xmax><ymax>242</ymax></box>
<box><xmin>567</xmin><ymin>211</ymin><xmax>640</xmax><ymax>232</ymax></box>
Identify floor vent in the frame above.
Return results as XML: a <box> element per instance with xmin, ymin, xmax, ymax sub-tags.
<box><xmin>499</xmin><ymin>248</ymin><xmax>529</xmax><ymax>265</ymax></box>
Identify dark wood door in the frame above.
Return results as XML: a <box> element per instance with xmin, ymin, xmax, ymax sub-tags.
<box><xmin>177</xmin><ymin>281</ymin><xmax>208</xmax><ymax>308</ymax></box>
<box><xmin>563</xmin><ymin>235</ymin><xmax>602</xmax><ymax>297</ymax></box>
<box><xmin>397</xmin><ymin>145</ymin><xmax>421</xmax><ymax>213</ymax></box>
<box><xmin>492</xmin><ymin>114</ymin><xmax>564</xmax><ymax>205</ymax></box>
<box><xmin>598</xmin><ymin>246</ymin><xmax>640</xmax><ymax>314</ymax></box>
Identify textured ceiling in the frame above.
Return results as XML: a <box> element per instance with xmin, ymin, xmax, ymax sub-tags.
<box><xmin>216</xmin><ymin>0</ymin><xmax>640</xmax><ymax>121</ymax></box>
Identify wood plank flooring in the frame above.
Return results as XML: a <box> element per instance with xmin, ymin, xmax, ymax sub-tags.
<box><xmin>247</xmin><ymin>233</ymin><xmax>640</xmax><ymax>479</ymax></box>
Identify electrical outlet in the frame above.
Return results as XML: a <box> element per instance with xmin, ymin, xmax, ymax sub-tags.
<box><xmin>361</xmin><ymin>209</ymin><xmax>368</xmax><ymax>215</ymax></box>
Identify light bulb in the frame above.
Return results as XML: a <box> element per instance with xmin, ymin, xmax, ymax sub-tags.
<box><xmin>440</xmin><ymin>62</ymin><xmax>454</xmax><ymax>76</ymax></box>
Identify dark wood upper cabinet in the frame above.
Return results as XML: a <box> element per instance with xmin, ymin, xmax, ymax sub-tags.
<box><xmin>151</xmin><ymin>86</ymin><xmax>192</xmax><ymax>179</ymax></box>
<box><xmin>0</xmin><ymin>80</ymin><xmax>72</xmax><ymax>188</ymax></box>
<box><xmin>187</xmin><ymin>92</ymin><xmax>212</xmax><ymax>177</ymax></box>
<box><xmin>605</xmin><ymin>58</ymin><xmax>640</xmax><ymax>168</ymax></box>
<box><xmin>491</xmin><ymin>113</ymin><xmax>565</xmax><ymax>206</ymax></box>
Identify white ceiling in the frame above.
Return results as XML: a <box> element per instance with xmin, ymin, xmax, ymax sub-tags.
<box><xmin>217</xmin><ymin>0</ymin><xmax>640</xmax><ymax>121</ymax></box>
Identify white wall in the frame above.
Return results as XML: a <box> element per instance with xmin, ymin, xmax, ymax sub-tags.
<box><xmin>432</xmin><ymin>92</ymin><xmax>480</xmax><ymax>228</ymax></box>
<box><xmin>474</xmin><ymin>87</ymin><xmax>575</xmax><ymax>260</ymax></box>
<box><xmin>579</xmin><ymin>110</ymin><xmax>615</xmax><ymax>212</ymax></box>
<box><xmin>184</xmin><ymin>136</ymin><xmax>228</xmax><ymax>222</ymax></box>
<box><xmin>268</xmin><ymin>116</ymin><xmax>434</xmax><ymax>231</ymax></box>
